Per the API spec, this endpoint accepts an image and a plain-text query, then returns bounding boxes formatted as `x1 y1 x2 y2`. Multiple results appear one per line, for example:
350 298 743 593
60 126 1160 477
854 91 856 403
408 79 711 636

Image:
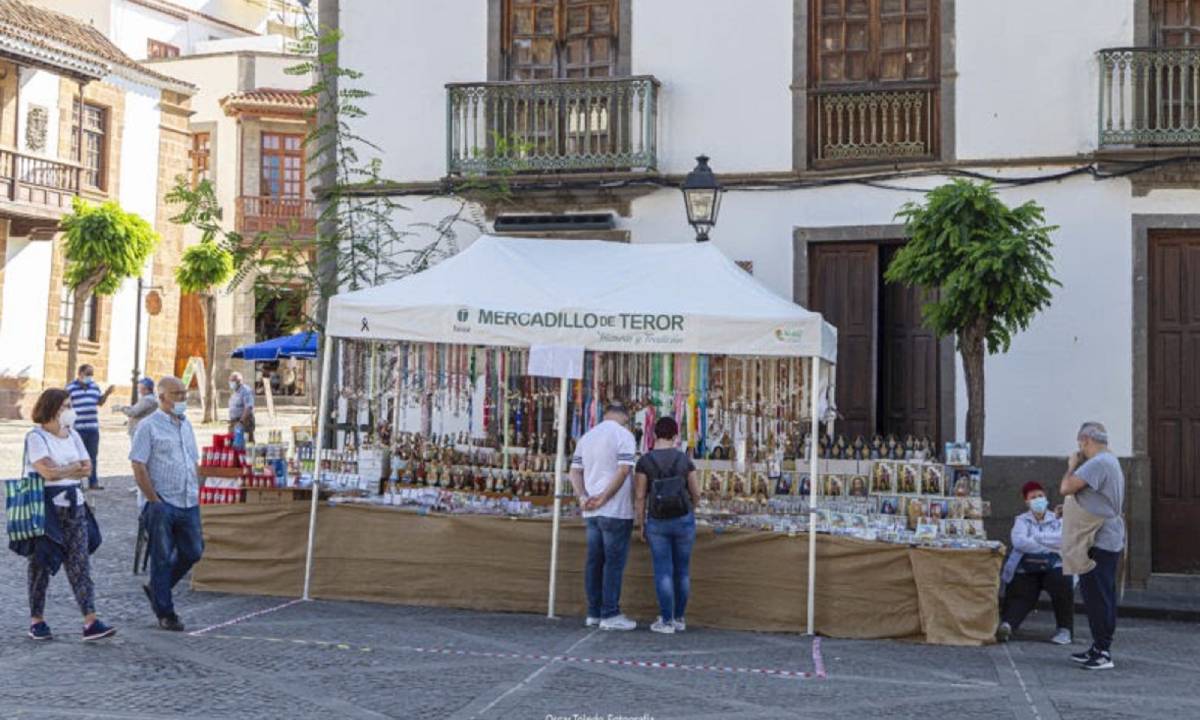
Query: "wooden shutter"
504 0 617 79
1153 0 1200 46
880 245 940 443
813 0 936 86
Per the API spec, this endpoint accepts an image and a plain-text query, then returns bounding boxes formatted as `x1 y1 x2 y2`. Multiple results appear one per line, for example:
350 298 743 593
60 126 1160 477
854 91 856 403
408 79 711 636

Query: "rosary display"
320 340 994 548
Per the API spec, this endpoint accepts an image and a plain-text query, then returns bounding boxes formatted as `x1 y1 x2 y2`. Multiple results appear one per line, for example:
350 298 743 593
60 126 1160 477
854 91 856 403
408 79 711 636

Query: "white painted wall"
955 0 1133 160
0 238 52 381
17 68 62 160
111 1 189 59
195 35 289 55
632 0 792 174
341 0 487 182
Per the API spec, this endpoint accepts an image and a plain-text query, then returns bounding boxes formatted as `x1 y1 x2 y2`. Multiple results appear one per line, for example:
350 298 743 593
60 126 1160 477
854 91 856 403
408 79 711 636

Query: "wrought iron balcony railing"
236 195 317 237
810 85 938 166
0 147 81 213
1099 47 1200 147
446 75 659 175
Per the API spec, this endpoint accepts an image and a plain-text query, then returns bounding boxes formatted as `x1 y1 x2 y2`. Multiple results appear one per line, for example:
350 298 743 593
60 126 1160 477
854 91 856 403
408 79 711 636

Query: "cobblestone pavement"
1 416 1198 719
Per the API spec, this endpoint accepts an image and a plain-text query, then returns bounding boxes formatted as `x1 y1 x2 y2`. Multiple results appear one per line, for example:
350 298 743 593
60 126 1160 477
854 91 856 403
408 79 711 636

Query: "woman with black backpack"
634 416 701 635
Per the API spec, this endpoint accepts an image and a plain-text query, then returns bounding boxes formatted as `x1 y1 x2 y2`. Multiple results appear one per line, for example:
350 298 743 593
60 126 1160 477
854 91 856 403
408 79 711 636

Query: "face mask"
1030 497 1049 514
82 376 94 385
59 409 77 427
229 381 239 390
172 401 188 418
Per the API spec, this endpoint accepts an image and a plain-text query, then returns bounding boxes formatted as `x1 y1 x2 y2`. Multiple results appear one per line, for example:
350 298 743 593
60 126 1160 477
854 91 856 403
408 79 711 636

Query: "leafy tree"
59 198 158 384
884 180 1059 465
170 183 236 422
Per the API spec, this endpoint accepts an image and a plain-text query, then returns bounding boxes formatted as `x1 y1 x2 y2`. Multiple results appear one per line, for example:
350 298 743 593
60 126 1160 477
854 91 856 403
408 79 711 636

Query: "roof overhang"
0 34 107 80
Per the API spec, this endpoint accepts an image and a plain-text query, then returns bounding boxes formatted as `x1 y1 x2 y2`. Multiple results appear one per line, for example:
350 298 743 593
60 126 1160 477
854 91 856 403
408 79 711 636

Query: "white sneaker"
673 618 686 632
1050 628 1072 645
599 614 637 631
650 618 675 634
585 616 600 628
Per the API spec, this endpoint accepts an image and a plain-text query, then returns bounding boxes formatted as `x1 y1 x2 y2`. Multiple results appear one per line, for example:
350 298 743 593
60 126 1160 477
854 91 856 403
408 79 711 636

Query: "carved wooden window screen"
503 0 618 80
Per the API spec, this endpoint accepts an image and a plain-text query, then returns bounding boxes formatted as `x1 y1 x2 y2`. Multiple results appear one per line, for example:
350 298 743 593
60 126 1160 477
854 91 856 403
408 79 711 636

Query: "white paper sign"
527 345 584 379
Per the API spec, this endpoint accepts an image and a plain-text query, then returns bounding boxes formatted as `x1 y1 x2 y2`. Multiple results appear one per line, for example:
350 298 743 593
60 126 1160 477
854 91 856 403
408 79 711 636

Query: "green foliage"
60 197 159 295
884 180 1061 355
176 240 234 295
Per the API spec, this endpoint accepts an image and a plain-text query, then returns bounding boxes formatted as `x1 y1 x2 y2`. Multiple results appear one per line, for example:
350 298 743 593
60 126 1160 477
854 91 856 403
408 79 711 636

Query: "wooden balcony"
1099 47 1200 147
809 85 938 167
0 147 81 219
446 75 660 175
235 195 317 238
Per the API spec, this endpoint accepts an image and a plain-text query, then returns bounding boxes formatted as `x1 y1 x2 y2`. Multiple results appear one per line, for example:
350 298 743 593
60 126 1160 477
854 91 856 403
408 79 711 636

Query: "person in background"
227 371 255 443
1061 421 1125 671
17 388 116 641
131 377 202 632
569 402 638 632
65 363 115 490
115 378 158 438
996 481 1073 645
633 416 700 635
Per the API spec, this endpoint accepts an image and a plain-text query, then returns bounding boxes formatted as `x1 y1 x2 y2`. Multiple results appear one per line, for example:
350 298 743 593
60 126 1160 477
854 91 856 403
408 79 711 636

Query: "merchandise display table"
192 503 1002 645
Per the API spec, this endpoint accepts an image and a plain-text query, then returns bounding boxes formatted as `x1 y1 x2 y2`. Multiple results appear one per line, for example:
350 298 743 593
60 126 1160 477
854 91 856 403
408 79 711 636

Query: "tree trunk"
64 278 101 385
960 321 988 467
202 293 218 424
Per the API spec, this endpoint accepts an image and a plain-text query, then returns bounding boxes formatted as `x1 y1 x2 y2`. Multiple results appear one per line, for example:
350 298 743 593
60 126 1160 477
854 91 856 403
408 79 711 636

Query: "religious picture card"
876 495 900 515
774 472 794 497
915 521 939 542
945 442 971 466
920 464 945 496
950 467 973 497
871 461 896 494
797 472 812 497
847 474 870 498
903 496 926 531
823 474 846 498
896 463 919 495
963 519 985 539
925 498 950 520
941 519 963 538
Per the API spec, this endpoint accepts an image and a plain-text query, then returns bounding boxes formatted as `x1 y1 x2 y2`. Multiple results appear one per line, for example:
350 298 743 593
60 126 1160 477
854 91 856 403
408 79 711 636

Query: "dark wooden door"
809 243 878 440
879 246 940 444
1149 232 1200 573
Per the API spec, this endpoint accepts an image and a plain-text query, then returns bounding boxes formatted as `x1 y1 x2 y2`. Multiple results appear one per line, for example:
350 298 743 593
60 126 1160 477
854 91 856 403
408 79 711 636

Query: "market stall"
191 235 1003 643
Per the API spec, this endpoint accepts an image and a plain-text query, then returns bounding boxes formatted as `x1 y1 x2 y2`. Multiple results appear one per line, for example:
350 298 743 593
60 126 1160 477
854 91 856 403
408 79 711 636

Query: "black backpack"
644 451 691 520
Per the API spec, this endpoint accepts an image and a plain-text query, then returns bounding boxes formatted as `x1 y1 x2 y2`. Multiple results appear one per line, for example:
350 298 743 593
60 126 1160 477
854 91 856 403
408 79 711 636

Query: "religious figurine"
852 436 867 460
869 435 884 460
818 434 831 459
885 435 899 460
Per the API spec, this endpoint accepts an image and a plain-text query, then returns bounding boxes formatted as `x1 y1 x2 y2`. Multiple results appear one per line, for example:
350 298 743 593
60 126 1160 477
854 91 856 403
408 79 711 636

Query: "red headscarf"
1021 481 1045 499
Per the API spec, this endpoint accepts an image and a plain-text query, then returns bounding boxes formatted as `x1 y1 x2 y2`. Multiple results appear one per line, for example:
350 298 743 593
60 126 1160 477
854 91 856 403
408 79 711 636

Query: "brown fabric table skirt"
192 503 1002 645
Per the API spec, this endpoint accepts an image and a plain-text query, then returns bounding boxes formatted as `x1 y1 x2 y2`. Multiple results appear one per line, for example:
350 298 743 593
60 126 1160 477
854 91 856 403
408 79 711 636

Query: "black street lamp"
681 154 723 242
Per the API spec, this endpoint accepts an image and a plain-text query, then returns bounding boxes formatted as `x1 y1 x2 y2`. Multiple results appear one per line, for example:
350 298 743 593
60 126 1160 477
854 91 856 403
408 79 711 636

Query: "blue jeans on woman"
645 512 696 623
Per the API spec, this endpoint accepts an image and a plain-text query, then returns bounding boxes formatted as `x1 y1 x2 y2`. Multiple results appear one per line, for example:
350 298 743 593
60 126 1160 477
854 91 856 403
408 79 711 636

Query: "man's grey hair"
1078 421 1109 445
230 372 243 383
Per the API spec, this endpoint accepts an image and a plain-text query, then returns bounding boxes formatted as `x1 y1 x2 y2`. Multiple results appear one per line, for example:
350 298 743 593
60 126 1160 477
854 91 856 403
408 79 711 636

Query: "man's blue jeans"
646 513 696 623
76 428 99 488
143 502 204 618
585 516 633 619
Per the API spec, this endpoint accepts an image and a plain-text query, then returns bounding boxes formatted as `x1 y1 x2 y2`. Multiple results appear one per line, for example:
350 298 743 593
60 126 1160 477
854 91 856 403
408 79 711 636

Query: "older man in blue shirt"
130 376 202 632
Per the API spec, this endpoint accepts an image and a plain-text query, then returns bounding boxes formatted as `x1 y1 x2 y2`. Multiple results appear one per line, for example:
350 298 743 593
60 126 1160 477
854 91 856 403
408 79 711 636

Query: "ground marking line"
187 598 305 637
1003 643 1043 720
812 636 827 678
202 631 823 679
473 629 598 718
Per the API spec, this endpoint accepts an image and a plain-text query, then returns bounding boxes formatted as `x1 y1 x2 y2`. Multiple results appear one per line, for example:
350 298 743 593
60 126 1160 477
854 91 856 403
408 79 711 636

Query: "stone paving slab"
1 413 1198 719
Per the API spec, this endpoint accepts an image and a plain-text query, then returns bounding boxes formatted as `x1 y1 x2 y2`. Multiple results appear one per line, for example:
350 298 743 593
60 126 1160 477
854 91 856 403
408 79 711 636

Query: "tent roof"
327 235 837 362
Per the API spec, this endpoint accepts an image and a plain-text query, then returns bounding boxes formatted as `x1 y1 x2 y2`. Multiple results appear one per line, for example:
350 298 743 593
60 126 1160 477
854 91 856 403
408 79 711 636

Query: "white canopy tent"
307 235 838 632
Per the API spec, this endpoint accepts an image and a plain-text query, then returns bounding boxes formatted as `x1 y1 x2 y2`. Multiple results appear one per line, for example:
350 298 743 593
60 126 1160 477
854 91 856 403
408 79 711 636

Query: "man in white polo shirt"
569 402 638 631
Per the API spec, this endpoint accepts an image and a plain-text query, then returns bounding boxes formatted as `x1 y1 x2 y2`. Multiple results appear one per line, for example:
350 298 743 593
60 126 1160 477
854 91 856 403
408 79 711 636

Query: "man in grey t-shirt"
1060 421 1125 670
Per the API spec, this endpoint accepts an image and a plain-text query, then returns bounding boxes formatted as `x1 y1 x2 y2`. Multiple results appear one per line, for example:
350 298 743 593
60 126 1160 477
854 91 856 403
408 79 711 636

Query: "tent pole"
303 336 335 601
807 357 820 636
547 376 570 619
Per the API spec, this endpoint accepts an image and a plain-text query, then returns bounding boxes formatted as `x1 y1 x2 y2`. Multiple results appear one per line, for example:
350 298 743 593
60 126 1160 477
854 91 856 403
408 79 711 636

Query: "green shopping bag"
6 435 46 542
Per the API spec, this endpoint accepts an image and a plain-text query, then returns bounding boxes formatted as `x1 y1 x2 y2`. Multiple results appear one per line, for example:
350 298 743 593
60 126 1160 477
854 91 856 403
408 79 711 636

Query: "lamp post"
130 279 163 404
681 154 723 242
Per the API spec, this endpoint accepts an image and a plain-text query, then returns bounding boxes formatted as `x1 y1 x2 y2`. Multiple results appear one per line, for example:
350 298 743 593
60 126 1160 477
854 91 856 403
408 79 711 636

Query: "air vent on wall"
493 213 615 233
